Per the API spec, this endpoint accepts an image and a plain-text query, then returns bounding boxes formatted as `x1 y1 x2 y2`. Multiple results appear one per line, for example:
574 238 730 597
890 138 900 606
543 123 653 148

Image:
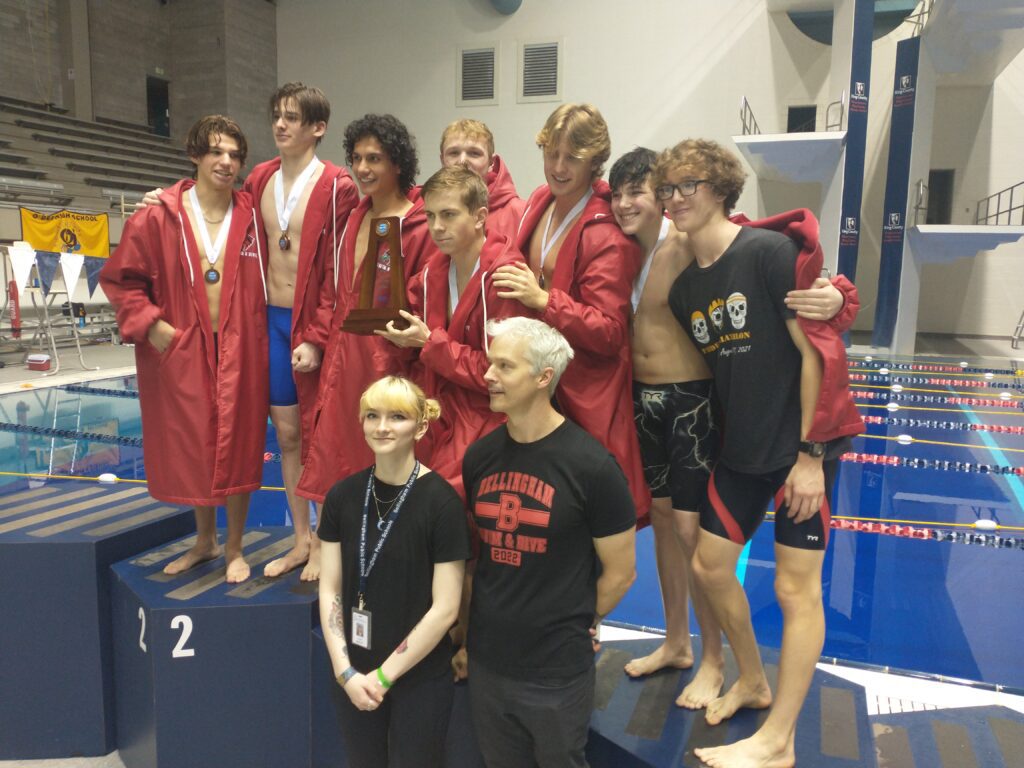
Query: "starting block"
0 479 193 759
112 527 318 768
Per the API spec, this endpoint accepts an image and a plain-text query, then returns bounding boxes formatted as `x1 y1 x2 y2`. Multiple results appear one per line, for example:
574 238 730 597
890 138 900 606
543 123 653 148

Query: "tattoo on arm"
396 621 420 654
329 595 346 640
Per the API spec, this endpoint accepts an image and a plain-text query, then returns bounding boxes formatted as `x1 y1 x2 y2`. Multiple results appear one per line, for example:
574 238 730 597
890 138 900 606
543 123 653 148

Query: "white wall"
276 0 828 216
277 0 1024 339
918 51 1024 337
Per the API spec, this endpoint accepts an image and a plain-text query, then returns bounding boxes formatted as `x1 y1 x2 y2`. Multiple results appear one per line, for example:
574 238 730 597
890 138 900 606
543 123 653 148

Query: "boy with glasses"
659 139 862 767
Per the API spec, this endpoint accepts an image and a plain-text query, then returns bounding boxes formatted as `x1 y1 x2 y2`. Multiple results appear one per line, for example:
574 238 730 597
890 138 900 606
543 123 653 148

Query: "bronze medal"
204 268 220 284
279 232 291 251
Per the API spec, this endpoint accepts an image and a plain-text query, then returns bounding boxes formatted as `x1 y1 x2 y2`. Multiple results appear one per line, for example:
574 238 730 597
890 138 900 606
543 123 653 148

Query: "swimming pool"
1 358 1022 689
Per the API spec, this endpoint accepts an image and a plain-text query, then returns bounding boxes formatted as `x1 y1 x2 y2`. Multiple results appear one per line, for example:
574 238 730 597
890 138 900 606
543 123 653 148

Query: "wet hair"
269 82 330 126
359 376 441 424
652 139 747 213
344 114 419 193
421 165 489 213
185 115 248 170
440 119 495 157
535 103 611 179
486 317 574 391
609 147 658 192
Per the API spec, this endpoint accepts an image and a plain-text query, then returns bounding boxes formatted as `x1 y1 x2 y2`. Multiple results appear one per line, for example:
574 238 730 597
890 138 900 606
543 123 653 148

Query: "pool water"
1 357 1022 689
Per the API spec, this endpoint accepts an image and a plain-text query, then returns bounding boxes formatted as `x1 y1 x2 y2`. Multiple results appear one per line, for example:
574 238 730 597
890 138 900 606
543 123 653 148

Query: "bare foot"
225 554 251 583
676 658 725 709
300 537 321 582
263 541 310 578
163 543 221 575
695 731 794 767
705 677 772 725
624 642 693 678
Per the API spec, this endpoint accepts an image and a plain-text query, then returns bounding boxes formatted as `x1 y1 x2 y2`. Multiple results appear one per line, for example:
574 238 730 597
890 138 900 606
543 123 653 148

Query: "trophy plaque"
341 216 410 335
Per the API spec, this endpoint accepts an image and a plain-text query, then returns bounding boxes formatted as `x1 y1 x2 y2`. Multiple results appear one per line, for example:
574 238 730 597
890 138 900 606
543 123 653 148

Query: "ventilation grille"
521 42 559 100
461 48 495 102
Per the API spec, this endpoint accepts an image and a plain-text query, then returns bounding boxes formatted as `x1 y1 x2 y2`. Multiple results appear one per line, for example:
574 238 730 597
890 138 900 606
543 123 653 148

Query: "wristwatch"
798 440 826 458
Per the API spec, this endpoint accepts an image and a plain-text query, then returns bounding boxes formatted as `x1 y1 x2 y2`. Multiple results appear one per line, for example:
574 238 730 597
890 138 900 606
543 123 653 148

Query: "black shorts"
700 459 838 551
632 380 718 512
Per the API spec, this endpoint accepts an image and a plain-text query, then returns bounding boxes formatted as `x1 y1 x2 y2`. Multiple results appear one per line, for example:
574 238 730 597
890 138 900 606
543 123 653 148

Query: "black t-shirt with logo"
462 420 636 679
668 226 804 474
319 469 471 684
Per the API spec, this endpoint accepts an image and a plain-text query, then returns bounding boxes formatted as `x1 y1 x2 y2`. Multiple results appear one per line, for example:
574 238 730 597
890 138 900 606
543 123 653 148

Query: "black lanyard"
358 461 419 609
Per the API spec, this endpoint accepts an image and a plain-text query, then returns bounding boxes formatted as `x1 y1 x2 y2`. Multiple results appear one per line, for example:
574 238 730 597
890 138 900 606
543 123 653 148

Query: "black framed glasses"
654 179 710 201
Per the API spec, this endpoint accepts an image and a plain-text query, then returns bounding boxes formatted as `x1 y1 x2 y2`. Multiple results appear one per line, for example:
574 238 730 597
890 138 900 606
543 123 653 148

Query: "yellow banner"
19 208 110 257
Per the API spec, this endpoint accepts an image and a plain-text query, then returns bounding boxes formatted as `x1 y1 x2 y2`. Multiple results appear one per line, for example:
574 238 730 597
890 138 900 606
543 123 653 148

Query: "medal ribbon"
358 461 420 608
274 156 320 236
539 188 592 278
631 218 671 314
188 187 233 267
448 253 480 316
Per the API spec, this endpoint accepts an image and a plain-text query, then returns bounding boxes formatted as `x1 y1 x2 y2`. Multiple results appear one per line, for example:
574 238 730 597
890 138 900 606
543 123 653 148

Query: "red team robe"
390 233 526 500
297 189 438 502
242 158 358 461
100 180 269 505
517 180 652 521
733 209 864 443
483 154 526 240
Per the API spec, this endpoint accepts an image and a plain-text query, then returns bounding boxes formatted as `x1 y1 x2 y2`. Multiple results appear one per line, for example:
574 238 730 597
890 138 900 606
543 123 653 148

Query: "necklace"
187 187 233 285
372 481 403 529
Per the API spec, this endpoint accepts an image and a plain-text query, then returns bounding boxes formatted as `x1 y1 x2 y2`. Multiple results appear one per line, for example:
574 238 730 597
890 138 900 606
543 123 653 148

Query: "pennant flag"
19 207 110 257
84 256 106 297
59 252 85 301
7 243 36 295
35 251 60 296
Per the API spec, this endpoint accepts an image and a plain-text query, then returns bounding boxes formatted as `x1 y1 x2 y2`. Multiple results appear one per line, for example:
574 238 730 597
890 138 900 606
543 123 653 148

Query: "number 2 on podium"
136 609 195 658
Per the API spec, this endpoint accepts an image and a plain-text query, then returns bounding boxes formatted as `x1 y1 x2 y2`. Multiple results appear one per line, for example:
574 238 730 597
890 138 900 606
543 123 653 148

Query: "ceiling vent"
518 41 561 103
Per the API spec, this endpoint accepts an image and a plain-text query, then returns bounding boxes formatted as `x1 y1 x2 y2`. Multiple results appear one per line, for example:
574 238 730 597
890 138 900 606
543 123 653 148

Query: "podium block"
111 527 318 768
588 638 874 767
0 480 193 759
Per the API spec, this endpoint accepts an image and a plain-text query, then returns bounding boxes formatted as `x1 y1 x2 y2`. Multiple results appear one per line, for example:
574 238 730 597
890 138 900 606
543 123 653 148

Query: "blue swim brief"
268 305 298 407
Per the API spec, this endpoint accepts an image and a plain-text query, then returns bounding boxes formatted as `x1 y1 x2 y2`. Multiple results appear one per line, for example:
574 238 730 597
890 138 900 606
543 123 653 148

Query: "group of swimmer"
100 82 863 768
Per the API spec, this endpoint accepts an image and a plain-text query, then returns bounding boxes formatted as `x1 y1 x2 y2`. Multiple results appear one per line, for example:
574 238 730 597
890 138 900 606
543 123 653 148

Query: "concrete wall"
88 0 170 126
0 0 276 161
223 0 278 165
0 0 63 106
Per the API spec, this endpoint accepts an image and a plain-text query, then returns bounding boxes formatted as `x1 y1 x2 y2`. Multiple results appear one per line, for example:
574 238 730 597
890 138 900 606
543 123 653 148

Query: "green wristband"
376 666 392 690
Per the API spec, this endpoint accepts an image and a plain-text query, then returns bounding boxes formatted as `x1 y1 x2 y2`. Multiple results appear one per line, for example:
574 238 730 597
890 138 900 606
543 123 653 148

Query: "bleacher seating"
0 95 192 216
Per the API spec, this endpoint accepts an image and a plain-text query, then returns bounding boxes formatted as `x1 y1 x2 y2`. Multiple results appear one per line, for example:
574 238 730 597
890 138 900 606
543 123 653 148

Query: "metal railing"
907 0 934 37
913 179 929 225
740 96 761 136
825 94 845 131
975 180 1024 226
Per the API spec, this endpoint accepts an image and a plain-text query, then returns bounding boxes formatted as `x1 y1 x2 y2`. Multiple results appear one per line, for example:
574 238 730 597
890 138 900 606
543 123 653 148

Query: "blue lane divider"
60 384 140 399
0 421 143 446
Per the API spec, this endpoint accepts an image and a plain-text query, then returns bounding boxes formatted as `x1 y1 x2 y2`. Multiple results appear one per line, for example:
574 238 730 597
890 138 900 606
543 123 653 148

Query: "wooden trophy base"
341 308 410 335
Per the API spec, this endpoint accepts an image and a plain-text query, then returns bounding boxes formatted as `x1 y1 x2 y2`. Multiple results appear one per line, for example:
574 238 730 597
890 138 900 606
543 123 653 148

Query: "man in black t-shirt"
657 139 860 768
460 317 637 768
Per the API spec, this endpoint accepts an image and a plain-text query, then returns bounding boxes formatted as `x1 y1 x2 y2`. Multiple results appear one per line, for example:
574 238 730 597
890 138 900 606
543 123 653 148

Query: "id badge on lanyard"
351 607 372 649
